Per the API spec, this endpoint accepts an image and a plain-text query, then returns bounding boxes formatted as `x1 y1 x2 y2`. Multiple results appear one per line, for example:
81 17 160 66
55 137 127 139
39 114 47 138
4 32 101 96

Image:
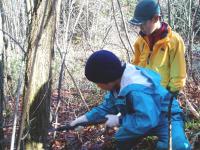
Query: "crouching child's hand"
70 115 88 127
105 114 120 127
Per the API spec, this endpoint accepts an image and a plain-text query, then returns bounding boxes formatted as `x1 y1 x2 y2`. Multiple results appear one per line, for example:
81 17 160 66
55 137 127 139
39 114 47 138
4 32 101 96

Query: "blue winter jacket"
85 64 182 141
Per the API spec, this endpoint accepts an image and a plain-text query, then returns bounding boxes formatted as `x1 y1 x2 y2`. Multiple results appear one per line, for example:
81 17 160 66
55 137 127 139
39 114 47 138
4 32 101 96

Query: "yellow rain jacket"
132 25 186 92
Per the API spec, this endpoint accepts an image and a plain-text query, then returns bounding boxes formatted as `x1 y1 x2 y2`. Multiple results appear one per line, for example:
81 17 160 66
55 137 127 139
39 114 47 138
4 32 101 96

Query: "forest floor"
2 80 200 150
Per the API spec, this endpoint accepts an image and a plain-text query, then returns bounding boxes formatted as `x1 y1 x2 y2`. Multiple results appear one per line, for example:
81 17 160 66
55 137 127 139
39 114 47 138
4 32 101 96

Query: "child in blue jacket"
70 50 190 150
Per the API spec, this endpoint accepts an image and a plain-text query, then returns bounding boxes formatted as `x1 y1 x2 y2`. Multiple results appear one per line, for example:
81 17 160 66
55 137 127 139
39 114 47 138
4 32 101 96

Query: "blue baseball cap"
129 0 161 26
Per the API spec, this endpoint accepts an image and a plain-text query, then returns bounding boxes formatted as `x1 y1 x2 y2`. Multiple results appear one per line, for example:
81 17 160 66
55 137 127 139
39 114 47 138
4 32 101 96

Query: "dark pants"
115 138 143 150
116 140 134 150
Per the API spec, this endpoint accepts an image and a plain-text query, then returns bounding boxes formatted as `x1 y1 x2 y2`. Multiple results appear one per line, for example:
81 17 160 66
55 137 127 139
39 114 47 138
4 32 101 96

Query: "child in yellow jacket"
129 0 186 93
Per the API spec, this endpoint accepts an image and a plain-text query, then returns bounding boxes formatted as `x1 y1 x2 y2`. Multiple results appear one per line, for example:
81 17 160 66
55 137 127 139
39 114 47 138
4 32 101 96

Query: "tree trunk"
17 0 57 149
0 0 7 148
0 54 4 149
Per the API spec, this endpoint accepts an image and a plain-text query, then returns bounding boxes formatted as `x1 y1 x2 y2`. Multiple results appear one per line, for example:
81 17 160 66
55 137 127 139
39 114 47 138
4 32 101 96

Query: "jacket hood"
117 64 162 97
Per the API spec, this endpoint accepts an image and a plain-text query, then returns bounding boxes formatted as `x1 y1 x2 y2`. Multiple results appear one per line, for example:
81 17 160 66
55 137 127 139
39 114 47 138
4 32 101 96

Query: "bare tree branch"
0 29 26 54
116 0 135 55
111 0 130 62
167 0 171 26
100 25 112 49
182 93 200 119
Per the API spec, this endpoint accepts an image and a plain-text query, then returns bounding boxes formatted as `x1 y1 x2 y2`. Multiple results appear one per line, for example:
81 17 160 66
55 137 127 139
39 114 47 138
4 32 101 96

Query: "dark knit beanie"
85 50 125 83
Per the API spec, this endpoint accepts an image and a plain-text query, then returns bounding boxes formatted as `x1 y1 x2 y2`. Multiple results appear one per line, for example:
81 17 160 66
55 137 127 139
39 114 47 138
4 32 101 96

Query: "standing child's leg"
152 113 191 150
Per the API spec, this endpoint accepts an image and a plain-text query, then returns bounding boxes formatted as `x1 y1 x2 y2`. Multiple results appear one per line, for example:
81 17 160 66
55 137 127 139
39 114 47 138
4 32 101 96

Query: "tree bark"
0 53 4 150
17 0 57 149
0 1 7 148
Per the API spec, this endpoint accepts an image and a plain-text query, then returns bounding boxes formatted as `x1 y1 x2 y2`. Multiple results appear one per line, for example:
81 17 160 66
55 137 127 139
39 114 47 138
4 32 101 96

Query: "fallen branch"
181 93 200 119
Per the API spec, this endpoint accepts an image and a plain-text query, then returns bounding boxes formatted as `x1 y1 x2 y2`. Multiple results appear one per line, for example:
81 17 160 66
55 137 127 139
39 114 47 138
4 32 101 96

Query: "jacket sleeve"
132 41 141 65
115 91 161 140
85 93 118 122
168 34 186 92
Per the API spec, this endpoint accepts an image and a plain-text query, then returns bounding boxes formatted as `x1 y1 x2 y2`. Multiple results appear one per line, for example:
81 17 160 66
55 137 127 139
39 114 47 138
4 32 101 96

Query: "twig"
10 61 25 150
116 0 135 55
100 25 112 49
191 0 200 34
64 64 90 111
167 0 171 26
53 60 65 139
193 1 200 39
190 0 200 76
190 131 200 149
58 45 90 112
53 0 87 138
157 0 164 22
78 23 94 52
185 98 200 119
57 43 90 111
0 29 26 54
111 0 130 62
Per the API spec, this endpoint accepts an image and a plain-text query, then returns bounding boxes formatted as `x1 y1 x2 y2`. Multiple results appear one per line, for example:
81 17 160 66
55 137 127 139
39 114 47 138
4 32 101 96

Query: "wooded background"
0 0 199 149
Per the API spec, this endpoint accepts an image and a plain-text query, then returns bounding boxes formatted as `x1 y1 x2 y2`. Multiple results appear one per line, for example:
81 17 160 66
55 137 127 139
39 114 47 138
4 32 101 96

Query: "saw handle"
55 118 108 132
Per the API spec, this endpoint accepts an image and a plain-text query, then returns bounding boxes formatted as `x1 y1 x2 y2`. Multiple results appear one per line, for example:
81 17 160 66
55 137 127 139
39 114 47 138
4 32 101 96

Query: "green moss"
185 119 200 131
